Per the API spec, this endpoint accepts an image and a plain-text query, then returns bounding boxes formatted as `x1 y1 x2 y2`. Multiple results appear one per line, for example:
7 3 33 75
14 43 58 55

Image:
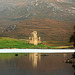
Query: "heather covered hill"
1 18 75 41
0 0 75 42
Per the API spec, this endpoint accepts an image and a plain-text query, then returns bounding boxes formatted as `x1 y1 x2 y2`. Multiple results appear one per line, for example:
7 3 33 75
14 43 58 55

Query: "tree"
69 26 75 48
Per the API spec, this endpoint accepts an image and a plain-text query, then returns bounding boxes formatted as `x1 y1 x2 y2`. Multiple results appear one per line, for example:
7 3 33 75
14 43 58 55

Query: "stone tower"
29 31 41 45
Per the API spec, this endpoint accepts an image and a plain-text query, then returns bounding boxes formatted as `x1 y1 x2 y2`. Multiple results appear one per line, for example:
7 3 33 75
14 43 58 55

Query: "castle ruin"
29 31 41 45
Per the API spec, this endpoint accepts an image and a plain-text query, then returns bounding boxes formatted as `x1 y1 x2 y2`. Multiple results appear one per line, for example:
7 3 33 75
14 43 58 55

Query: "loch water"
0 53 74 75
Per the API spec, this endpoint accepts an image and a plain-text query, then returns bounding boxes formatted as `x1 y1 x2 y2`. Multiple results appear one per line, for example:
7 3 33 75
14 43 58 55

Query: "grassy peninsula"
0 37 55 49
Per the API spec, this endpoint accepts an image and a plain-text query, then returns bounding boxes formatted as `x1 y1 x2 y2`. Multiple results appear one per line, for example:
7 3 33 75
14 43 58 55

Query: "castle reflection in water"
29 53 41 67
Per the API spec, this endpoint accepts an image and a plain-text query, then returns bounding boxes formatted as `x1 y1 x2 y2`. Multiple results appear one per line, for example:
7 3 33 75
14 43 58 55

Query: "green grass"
0 37 55 49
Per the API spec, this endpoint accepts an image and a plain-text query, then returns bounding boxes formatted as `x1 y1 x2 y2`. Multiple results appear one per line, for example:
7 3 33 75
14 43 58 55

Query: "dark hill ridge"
0 18 75 41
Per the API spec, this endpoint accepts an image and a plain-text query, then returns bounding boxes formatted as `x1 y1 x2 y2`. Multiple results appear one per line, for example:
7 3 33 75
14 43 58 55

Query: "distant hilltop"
0 0 75 22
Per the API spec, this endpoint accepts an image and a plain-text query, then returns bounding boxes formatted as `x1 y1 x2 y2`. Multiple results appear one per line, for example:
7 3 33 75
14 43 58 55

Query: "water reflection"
72 63 75 75
65 52 75 75
63 54 67 57
0 53 74 75
29 53 41 67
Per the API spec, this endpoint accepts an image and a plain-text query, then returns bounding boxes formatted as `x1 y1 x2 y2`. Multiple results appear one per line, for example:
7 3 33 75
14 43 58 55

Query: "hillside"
0 18 75 41
0 0 75 22
0 0 75 42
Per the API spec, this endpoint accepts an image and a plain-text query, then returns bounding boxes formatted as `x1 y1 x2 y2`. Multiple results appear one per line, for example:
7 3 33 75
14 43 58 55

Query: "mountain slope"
0 0 75 41
0 0 75 21
0 18 75 41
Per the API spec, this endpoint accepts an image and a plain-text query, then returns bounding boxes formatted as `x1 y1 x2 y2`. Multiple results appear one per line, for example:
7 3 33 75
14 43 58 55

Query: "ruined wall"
29 31 41 45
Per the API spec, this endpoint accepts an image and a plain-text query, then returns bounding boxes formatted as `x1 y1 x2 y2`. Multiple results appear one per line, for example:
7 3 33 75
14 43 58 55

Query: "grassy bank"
0 37 55 49
43 41 73 46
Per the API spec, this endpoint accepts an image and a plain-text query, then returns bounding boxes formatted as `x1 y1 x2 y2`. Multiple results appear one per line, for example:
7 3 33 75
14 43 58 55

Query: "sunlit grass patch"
0 37 55 49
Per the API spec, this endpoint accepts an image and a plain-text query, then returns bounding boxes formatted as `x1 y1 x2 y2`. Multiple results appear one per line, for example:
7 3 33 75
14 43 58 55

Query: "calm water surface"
0 53 74 75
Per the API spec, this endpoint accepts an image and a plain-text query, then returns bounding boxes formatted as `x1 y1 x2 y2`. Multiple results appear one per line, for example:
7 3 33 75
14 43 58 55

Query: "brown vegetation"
0 18 75 41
